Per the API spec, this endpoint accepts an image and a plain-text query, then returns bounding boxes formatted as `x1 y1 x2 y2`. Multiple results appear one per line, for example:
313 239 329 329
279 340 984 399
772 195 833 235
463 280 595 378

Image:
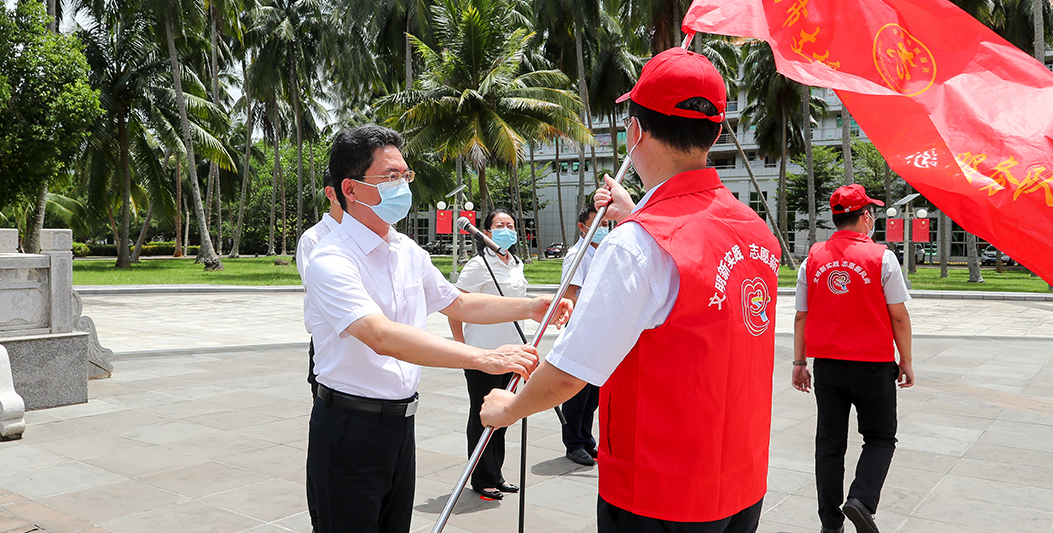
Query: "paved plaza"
2 286 1053 532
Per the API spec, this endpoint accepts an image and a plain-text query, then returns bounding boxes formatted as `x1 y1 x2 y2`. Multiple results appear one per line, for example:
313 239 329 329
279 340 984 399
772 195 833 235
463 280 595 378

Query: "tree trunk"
609 113 619 169
215 169 223 255
884 161 892 205
292 69 304 245
803 84 816 249
46 0 56 32
939 210 950 278
574 24 599 186
24 179 49 254
131 203 154 263
310 138 318 219
1034 0 1045 62
842 109 854 184
966 231 983 282
117 109 132 268
530 142 543 262
208 7 221 254
267 119 279 256
778 115 789 263
280 141 288 256
231 57 253 259
555 140 568 248
511 163 529 263
174 160 183 257
477 164 490 220
165 14 222 270
405 12 413 89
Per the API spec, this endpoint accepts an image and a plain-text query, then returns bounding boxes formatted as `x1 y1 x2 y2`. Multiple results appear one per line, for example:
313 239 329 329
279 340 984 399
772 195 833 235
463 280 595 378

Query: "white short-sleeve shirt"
546 184 680 387
297 213 340 333
305 214 459 399
561 236 596 289
455 249 528 349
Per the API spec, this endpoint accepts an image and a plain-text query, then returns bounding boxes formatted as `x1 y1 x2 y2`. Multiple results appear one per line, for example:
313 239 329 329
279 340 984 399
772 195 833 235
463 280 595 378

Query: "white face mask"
866 212 876 239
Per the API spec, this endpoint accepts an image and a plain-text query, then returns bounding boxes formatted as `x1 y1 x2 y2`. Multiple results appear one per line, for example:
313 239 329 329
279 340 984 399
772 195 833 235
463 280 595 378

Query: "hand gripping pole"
430 155 633 533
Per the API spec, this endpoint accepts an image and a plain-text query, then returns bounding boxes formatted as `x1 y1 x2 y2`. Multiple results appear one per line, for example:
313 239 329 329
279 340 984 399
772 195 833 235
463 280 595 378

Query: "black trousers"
598 495 763 533
306 395 415 533
562 383 599 452
307 338 318 396
464 369 512 490
813 358 899 530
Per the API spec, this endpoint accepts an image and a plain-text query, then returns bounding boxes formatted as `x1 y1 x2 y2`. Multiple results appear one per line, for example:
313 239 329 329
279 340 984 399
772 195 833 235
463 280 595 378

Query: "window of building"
749 191 770 222
764 156 778 168
712 156 735 169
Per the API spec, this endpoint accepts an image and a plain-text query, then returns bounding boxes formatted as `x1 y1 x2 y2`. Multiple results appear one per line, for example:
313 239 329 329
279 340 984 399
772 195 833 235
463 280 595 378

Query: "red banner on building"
436 210 453 234
459 211 476 235
683 0 1053 283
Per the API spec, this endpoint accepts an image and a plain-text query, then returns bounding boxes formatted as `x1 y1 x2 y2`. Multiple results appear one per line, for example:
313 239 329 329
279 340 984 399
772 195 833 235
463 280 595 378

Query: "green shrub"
71 242 90 257
88 243 117 256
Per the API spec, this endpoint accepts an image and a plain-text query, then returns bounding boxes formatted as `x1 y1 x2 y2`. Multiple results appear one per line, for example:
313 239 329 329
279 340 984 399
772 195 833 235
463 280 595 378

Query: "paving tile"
137 461 271 499
912 492 1053 533
218 444 306 479
0 447 68 477
100 499 265 533
40 480 187 524
0 463 123 499
199 479 306 523
164 431 275 460
0 509 32 532
84 445 204 478
113 420 226 446
74 409 171 432
34 431 146 462
4 499 95 533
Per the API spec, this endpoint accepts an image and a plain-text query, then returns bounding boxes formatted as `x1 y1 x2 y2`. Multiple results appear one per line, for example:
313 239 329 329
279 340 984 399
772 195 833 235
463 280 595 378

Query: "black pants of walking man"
598 495 763 532
562 383 599 453
813 358 899 530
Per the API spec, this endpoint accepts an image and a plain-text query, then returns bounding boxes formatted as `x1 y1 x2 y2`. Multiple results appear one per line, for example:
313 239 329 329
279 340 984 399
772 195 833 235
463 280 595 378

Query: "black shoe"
474 487 503 500
566 448 595 466
585 447 599 459
498 482 519 493
843 498 879 533
821 527 844 533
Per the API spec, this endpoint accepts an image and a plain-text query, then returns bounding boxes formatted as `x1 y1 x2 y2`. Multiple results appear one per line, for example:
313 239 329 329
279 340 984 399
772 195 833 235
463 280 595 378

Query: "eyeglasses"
360 170 415 183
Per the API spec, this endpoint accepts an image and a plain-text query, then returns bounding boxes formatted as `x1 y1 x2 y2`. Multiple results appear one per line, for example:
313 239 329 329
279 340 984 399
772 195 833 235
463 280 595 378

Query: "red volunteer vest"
599 169 778 522
804 231 895 362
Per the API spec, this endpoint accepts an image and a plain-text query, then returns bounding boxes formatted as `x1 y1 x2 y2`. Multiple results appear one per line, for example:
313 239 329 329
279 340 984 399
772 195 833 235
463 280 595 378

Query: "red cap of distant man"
830 184 885 214
616 48 726 123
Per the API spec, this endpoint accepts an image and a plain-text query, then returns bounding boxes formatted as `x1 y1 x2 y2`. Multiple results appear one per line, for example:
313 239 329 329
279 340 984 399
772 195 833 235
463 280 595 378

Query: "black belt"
316 384 418 417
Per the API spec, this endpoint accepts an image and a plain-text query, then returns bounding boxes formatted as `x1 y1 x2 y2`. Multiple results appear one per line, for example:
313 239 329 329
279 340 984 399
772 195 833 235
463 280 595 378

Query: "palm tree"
587 19 643 171
244 0 324 247
142 0 224 270
742 39 809 260
77 1 231 268
382 0 593 221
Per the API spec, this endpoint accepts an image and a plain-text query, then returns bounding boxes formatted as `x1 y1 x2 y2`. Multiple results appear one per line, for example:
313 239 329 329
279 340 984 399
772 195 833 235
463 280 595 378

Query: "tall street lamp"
886 193 927 289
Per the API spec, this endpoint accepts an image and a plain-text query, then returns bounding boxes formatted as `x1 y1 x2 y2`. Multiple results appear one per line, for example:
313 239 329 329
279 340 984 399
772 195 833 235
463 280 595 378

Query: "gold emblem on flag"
873 24 936 97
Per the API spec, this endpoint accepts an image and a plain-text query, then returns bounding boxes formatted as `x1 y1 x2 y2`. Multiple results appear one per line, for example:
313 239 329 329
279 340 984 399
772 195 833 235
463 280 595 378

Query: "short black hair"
327 125 404 210
577 202 597 225
832 204 874 229
628 97 722 153
322 168 334 189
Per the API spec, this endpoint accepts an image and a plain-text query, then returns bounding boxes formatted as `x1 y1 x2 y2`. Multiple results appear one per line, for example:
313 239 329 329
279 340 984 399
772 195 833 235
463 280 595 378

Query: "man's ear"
577 223 587 234
324 186 337 203
341 178 355 201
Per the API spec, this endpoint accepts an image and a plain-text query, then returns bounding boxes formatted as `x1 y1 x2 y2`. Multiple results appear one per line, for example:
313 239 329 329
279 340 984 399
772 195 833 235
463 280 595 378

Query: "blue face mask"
591 226 609 244
355 178 412 224
490 228 517 251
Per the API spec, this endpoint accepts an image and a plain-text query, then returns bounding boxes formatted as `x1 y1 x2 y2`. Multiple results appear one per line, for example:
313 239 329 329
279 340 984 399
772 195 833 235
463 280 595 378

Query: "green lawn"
74 256 1052 292
778 265 1053 292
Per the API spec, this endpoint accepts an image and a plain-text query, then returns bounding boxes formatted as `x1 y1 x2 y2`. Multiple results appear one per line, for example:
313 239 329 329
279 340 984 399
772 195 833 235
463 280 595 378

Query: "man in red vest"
481 47 779 532
792 184 915 533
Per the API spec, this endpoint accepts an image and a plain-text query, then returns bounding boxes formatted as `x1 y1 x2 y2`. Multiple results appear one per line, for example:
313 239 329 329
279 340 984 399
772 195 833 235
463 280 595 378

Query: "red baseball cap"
830 184 885 214
615 48 726 123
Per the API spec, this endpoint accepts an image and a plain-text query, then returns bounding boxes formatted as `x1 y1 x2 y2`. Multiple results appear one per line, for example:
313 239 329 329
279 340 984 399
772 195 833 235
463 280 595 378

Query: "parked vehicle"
980 245 1014 266
422 241 451 255
544 242 565 258
893 243 926 264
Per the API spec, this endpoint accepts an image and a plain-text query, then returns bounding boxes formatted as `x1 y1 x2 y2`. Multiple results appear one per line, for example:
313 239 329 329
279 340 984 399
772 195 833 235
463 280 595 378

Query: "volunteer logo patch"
741 277 771 336
828 270 851 294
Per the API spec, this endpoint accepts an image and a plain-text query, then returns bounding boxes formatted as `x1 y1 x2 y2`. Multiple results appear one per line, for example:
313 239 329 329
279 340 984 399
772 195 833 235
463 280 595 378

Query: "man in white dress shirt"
304 124 570 533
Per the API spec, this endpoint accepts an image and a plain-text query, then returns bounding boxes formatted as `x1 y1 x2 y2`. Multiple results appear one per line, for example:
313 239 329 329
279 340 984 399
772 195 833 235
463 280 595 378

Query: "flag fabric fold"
684 0 1053 284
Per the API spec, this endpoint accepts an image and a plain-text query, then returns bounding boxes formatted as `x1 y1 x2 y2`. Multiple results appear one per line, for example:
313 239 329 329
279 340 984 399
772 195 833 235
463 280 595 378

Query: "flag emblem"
741 277 771 337
873 24 936 97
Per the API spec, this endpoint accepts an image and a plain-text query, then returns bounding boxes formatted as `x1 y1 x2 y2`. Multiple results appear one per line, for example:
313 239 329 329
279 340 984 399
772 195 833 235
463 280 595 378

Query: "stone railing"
0 228 114 438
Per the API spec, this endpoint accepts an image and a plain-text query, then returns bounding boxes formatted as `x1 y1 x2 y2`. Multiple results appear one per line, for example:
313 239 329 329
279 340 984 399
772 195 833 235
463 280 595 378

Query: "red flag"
913 219 930 243
683 0 1053 283
436 210 452 234
459 211 476 235
886 218 903 242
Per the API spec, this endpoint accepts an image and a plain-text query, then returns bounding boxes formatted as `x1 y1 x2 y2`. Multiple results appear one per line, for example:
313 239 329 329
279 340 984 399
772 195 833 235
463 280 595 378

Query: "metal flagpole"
431 32 695 533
